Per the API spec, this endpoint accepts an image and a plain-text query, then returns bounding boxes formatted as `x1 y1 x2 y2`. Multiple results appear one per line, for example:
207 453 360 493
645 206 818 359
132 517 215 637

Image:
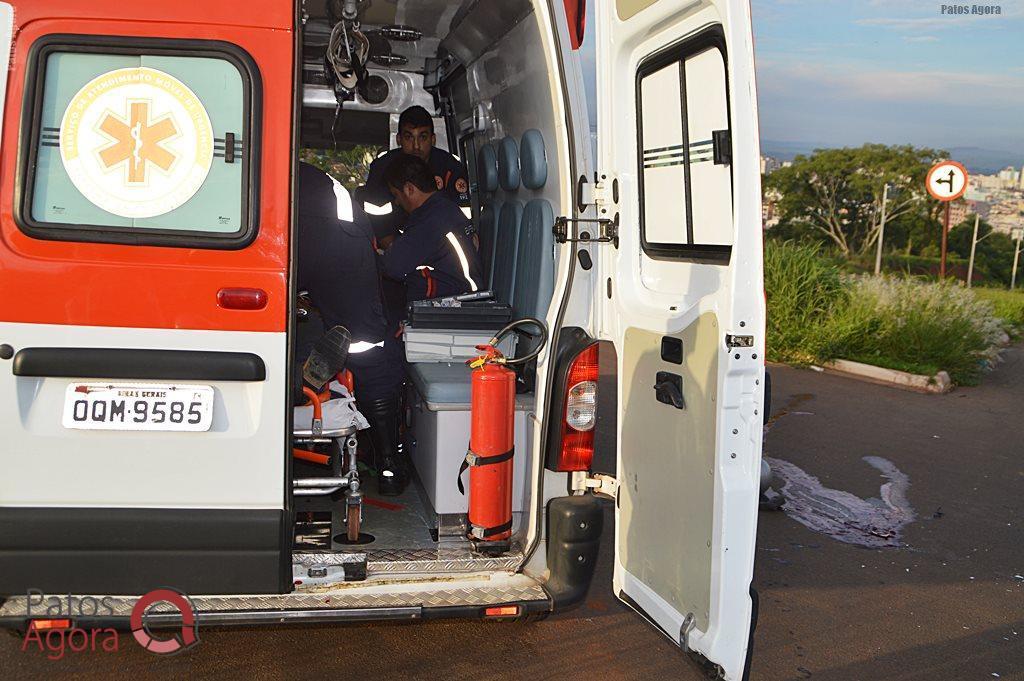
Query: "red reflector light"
217 287 268 310
30 619 71 631
556 343 599 472
484 605 521 618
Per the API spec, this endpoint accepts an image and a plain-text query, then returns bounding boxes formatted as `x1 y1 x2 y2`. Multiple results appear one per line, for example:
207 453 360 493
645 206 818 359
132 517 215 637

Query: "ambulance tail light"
29 619 72 631
546 337 599 473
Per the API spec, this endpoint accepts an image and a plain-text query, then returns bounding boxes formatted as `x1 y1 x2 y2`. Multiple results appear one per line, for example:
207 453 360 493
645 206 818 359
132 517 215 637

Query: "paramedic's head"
384 153 437 214
396 106 435 162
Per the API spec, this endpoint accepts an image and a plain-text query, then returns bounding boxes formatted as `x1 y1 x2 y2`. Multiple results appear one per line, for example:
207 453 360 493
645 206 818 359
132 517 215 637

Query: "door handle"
654 372 684 409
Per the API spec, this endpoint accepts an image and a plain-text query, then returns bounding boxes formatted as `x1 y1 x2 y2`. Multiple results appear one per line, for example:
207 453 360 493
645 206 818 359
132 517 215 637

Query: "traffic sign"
926 160 969 202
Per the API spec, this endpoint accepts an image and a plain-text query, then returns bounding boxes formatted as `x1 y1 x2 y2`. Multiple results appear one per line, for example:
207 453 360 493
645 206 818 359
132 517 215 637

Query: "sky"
752 0 1024 155
579 0 1024 158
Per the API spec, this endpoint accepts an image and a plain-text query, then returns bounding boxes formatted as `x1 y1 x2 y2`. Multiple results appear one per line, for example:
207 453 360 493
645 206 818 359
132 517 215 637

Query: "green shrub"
827 277 1002 384
765 241 1005 384
764 241 847 364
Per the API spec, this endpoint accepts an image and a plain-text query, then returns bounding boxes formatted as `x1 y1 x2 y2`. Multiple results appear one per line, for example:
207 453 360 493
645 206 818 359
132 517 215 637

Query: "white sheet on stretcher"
293 382 369 432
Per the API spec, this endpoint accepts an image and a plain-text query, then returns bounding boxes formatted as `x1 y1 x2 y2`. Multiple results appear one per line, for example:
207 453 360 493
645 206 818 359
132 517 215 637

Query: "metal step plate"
294 545 523 575
0 581 550 625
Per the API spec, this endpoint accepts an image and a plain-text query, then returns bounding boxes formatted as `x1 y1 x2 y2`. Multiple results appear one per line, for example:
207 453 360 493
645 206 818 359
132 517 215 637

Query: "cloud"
756 59 1024 108
856 16 977 31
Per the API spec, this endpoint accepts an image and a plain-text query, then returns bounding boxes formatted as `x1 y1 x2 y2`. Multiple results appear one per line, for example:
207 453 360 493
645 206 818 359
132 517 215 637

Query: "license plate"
62 383 215 432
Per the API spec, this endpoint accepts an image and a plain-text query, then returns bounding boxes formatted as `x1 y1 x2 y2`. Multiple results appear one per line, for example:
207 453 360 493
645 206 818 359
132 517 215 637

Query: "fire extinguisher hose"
487 317 549 366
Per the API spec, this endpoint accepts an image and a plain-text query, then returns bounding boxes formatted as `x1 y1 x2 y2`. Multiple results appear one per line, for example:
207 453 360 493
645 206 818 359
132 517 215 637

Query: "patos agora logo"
59 66 214 219
21 588 200 659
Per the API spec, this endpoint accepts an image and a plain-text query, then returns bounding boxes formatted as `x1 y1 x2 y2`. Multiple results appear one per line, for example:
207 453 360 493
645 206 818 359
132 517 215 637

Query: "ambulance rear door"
0 1 295 595
595 1 765 678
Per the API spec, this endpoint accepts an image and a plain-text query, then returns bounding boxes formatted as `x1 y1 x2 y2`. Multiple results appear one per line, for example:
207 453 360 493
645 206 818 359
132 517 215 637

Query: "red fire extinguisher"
459 319 548 547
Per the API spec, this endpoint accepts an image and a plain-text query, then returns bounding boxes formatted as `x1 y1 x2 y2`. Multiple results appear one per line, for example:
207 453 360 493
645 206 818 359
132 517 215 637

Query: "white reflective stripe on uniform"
364 201 393 216
327 174 354 222
445 231 479 292
415 265 435 271
460 206 472 219
349 340 385 354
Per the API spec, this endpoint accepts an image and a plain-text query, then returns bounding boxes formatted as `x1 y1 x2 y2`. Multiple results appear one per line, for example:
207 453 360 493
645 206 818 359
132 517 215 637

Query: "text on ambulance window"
20 38 259 248
636 34 733 259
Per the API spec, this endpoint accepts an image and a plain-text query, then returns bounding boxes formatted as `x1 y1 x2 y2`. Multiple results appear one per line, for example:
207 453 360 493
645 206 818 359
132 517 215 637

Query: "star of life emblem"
59 67 214 219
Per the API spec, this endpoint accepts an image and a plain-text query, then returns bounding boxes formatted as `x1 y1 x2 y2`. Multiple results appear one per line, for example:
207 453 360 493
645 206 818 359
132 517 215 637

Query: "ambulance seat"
479 200 502 288
491 200 523 305
519 129 548 190
512 199 555 321
477 142 499 193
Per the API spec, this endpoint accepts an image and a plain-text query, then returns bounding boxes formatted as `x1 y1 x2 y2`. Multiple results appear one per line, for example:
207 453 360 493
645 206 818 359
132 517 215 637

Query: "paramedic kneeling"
296 161 407 496
379 154 483 304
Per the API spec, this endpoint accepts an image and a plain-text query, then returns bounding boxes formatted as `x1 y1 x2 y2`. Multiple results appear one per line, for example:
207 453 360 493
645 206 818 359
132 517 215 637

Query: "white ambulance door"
595 2 765 678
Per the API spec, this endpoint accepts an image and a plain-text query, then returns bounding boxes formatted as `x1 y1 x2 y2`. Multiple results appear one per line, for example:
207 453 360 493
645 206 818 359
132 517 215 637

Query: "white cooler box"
407 362 533 518
403 326 516 363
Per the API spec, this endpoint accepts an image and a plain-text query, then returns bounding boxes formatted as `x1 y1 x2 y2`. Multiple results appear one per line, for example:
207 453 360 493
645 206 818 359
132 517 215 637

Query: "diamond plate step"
0 583 550 623
294 545 523 575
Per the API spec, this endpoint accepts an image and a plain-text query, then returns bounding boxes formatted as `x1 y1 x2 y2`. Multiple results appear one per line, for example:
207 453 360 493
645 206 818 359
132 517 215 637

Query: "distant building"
997 166 1020 189
759 155 781 175
969 200 991 219
949 199 969 226
762 187 781 228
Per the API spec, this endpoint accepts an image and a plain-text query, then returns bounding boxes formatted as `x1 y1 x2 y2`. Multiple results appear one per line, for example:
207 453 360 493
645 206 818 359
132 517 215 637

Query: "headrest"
477 143 498 193
519 129 548 190
498 136 521 191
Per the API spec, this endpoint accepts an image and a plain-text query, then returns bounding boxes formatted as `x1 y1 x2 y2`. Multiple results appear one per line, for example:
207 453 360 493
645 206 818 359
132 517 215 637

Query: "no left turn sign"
926 160 969 202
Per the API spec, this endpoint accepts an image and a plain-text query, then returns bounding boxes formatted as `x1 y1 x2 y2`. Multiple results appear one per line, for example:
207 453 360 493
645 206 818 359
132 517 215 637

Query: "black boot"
365 395 407 496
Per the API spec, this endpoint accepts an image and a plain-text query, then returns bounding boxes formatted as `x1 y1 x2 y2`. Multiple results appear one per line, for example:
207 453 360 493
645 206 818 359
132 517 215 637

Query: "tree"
300 145 382 191
947 217 1017 285
766 144 943 257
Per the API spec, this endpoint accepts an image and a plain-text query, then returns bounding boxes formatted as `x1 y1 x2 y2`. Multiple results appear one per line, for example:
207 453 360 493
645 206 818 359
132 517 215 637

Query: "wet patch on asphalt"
764 455 916 548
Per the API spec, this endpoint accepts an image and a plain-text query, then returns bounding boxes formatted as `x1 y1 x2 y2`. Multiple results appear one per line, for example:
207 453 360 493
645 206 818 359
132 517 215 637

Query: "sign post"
925 161 969 280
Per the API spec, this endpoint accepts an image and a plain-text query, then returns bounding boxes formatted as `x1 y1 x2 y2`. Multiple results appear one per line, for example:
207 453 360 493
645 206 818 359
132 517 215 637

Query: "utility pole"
966 213 980 288
1013 229 1023 291
874 183 889 276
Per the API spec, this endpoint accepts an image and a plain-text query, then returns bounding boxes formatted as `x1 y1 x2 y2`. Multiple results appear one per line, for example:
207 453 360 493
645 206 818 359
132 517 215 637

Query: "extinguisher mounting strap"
457 447 514 495
469 518 513 540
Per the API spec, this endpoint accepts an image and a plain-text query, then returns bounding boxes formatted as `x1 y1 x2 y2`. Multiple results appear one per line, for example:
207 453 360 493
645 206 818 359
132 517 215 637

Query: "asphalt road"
4 348 1023 680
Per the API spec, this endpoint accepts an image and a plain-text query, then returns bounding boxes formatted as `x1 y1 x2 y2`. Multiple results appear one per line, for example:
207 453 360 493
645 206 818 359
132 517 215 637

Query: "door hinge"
554 215 618 246
570 471 618 499
577 173 619 209
726 334 754 349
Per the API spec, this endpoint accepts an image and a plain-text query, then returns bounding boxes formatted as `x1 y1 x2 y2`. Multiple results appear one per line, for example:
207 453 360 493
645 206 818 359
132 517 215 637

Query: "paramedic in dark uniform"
361 105 472 247
379 154 483 305
296 161 407 496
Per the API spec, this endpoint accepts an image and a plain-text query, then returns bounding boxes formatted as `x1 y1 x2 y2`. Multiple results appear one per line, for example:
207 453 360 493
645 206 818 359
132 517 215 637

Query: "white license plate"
62 383 215 432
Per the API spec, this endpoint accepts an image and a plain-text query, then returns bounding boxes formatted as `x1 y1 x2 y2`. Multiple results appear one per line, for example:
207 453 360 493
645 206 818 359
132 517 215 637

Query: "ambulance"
0 0 765 677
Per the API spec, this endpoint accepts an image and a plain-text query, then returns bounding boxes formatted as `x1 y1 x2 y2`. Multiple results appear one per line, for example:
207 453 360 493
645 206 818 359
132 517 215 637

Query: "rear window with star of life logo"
27 50 251 241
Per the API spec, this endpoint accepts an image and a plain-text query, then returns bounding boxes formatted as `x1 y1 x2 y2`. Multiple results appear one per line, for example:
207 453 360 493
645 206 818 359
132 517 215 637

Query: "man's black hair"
398 105 434 132
383 153 438 194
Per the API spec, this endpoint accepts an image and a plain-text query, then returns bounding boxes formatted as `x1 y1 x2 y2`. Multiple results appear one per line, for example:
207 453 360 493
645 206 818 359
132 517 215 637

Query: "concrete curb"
814 359 953 394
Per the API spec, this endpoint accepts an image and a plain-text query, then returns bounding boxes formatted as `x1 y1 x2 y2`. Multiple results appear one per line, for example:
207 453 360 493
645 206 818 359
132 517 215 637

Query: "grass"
972 287 1024 335
765 241 1006 385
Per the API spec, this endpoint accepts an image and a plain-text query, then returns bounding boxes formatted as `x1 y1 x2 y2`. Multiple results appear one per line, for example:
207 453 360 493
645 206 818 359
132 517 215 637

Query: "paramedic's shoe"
377 460 407 497
367 396 407 496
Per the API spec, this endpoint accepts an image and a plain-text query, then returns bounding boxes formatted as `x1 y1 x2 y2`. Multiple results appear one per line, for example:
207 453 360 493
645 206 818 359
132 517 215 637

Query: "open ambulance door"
595 1 765 679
